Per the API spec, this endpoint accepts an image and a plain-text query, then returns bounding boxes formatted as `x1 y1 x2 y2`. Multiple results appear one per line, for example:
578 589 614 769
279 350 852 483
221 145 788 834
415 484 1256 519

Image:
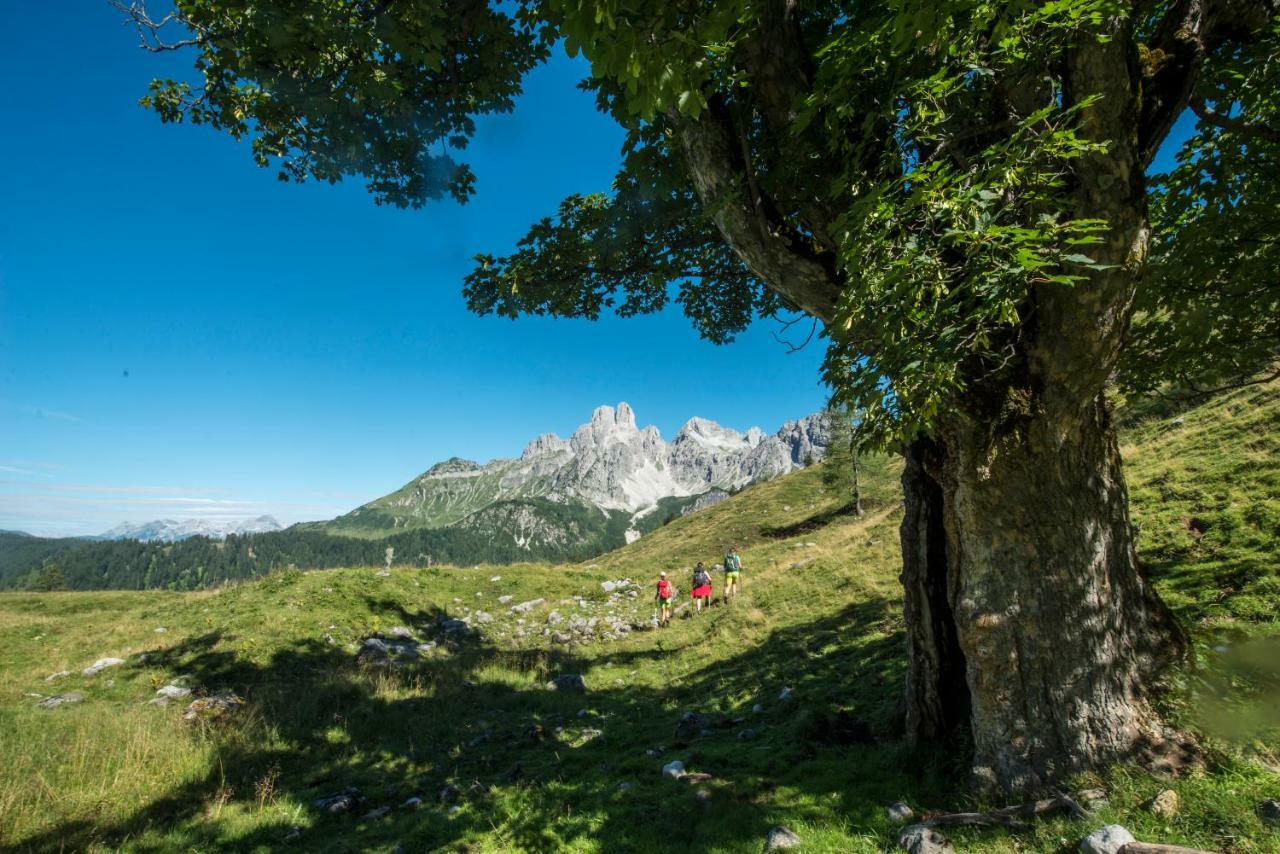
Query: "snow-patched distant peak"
100 515 283 543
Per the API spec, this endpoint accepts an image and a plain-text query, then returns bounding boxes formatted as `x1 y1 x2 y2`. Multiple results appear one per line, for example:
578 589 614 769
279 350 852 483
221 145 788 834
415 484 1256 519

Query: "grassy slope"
0 383 1277 853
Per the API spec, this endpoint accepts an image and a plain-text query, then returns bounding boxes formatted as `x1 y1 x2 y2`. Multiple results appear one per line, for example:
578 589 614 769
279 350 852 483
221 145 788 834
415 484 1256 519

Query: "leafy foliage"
132 0 553 206
123 0 1280 444
1120 17 1280 396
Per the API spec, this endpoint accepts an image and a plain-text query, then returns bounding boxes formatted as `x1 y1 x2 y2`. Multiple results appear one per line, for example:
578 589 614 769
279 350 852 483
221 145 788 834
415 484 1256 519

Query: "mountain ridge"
316 402 830 541
98 515 283 543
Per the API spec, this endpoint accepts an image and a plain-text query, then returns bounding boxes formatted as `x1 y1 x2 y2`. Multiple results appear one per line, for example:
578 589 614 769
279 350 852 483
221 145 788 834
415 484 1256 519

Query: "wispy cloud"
1 401 83 423
0 481 230 496
0 481 349 538
0 461 65 477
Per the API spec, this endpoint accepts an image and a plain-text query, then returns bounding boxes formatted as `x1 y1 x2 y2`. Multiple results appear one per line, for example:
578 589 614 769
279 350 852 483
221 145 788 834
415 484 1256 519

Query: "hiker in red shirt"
655 571 674 627
691 561 712 613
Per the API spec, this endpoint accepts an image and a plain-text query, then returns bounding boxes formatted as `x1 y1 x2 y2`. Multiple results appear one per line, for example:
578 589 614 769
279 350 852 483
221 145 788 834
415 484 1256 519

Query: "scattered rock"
1149 788 1179 819
314 787 365 815
154 627 168 634
601 581 617 593
1076 788 1109 811
898 824 954 854
498 595 513 604
1170 416 1185 427
791 557 816 570
778 687 794 702
737 727 758 741
83 657 124 676
694 788 713 806
683 772 714 784
490 575 502 582
357 634 423 667
155 685 192 699
401 796 423 809
181 691 245 725
675 711 709 743
662 760 685 780
546 673 587 693
364 806 391 820
1078 825 1135 854
45 671 70 682
511 598 546 613
439 784 461 805
1258 799 1280 826
36 692 83 709
752 703 765 714
473 611 494 624
617 782 634 794
764 825 802 850
551 632 572 645
887 801 914 823
283 825 304 841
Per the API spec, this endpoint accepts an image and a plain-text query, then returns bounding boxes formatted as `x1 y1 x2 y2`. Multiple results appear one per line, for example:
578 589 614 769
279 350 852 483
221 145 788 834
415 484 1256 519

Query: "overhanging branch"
669 101 841 325
1189 98 1280 143
1138 0 1277 168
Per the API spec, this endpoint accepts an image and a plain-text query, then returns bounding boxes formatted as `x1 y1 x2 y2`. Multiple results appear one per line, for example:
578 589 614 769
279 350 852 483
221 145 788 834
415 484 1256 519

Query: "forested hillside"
0 499 638 591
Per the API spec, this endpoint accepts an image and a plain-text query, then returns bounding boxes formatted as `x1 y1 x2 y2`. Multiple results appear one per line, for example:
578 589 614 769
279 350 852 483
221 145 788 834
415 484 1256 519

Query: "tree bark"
902 396 1188 792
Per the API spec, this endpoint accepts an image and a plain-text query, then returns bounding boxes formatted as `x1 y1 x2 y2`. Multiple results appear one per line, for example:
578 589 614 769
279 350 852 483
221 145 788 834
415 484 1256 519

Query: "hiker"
723 546 743 600
655 571 674 626
691 561 712 613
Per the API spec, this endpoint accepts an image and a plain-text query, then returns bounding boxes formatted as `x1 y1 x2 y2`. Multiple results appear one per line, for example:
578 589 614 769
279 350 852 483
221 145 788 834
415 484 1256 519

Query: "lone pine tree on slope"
117 0 1280 792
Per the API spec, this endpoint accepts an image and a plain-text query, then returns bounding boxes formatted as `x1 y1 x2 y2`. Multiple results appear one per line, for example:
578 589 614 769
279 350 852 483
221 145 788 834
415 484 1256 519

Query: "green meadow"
1 380 1277 852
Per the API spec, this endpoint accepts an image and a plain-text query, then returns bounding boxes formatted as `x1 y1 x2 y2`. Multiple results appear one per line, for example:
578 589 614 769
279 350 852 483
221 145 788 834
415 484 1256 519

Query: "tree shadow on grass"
11 597 979 853
758 503 862 540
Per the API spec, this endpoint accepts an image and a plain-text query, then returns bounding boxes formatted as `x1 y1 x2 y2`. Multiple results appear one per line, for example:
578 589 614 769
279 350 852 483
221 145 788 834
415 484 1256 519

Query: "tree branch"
1189 97 1280 143
770 314 818 353
110 1 205 52
668 101 841 324
1137 0 1277 168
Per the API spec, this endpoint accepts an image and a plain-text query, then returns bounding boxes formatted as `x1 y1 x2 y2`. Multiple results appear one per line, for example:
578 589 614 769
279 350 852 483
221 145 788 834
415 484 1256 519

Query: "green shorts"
725 571 740 583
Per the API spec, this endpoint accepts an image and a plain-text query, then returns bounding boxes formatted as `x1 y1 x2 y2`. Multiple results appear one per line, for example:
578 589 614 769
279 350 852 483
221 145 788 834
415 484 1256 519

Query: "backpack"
725 552 742 572
694 569 710 587
657 579 673 599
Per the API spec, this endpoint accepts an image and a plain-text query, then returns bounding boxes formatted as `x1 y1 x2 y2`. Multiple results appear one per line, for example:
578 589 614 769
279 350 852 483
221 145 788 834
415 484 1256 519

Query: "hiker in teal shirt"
723 547 743 601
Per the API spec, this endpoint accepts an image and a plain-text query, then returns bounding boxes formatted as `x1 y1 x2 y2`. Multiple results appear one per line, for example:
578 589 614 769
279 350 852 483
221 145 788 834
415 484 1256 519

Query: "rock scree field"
1 380 1278 852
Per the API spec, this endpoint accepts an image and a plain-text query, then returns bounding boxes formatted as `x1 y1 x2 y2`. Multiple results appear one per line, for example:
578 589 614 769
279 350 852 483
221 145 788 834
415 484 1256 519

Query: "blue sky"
0 4 830 536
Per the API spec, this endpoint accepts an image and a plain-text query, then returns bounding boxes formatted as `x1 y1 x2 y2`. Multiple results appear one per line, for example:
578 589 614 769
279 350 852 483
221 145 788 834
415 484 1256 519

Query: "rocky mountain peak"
521 433 569 460
424 457 482 477
333 402 830 537
571 402 643 455
675 417 749 450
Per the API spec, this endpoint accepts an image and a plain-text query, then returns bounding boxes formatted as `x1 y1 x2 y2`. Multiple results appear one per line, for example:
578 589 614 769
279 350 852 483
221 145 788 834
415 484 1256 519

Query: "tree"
822 410 863 518
32 564 67 592
116 0 1280 792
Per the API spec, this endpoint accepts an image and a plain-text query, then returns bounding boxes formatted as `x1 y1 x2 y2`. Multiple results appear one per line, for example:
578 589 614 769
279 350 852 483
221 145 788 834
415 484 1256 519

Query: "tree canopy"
119 0 1278 443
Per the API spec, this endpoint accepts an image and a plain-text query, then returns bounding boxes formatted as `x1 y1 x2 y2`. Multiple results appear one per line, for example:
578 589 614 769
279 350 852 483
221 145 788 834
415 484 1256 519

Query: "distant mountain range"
309 402 830 552
97 515 283 543
0 404 829 589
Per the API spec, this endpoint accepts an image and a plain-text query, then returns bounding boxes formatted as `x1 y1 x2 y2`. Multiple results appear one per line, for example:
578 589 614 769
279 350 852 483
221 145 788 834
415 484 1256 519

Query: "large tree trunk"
901 395 1188 792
